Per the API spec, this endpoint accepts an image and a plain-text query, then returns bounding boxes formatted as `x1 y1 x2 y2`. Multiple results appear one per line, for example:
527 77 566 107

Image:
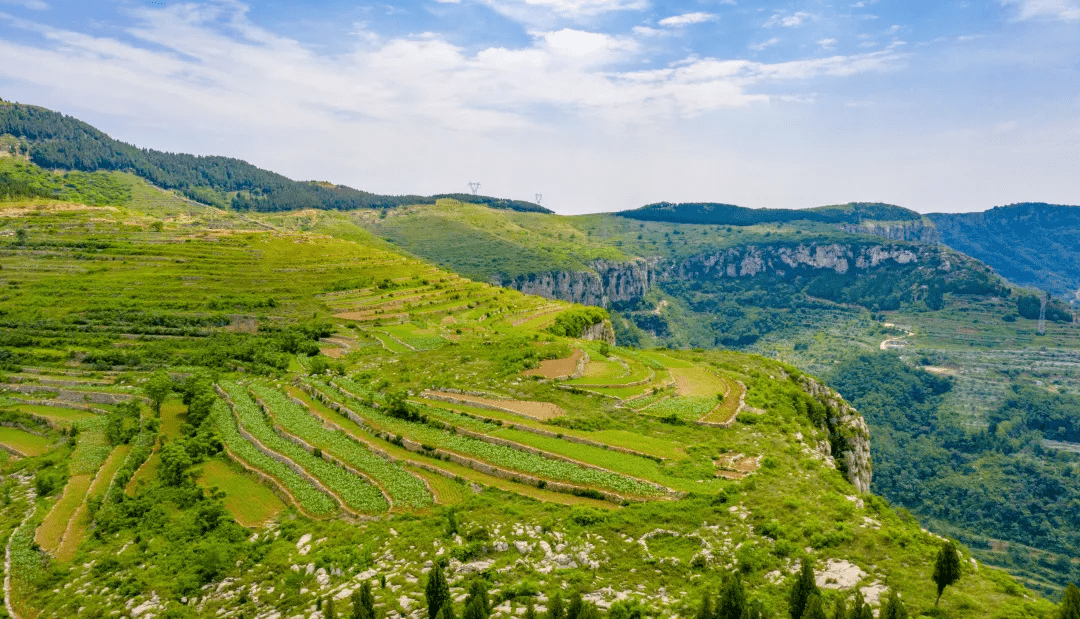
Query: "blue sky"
0 0 1078 214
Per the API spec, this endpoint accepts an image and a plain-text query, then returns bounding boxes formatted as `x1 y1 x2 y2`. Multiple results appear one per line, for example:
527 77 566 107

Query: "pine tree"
567 591 584 619
932 541 962 606
789 561 819 619
437 600 456 619
465 580 490 617
832 597 847 619
524 600 537 619
548 592 566 619
426 564 451 619
695 593 713 619
881 591 908 619
1061 583 1080 619
717 574 748 619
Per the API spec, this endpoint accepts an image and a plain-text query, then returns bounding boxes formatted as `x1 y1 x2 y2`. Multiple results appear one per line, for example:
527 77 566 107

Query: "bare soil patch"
523 349 585 380
424 391 565 420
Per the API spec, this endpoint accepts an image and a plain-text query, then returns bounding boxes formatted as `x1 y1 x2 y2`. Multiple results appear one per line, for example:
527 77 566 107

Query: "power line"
1038 292 1048 336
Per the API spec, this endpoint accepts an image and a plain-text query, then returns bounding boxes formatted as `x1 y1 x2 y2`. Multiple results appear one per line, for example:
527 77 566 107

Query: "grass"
0 427 53 456
12 404 98 425
196 457 286 526
125 449 160 496
34 474 93 553
55 445 131 562
405 465 469 506
159 399 186 439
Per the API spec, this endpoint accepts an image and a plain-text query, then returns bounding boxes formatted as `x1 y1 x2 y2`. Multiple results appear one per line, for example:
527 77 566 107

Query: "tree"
932 541 962 606
577 603 602 619
352 581 376 619
524 601 537 619
804 595 826 619
746 600 768 619
1061 583 1080 619
158 441 192 486
850 591 867 619
880 591 907 619
695 593 713 619
436 600 456 619
717 573 748 619
426 563 451 619
325 597 337 619
789 561 819 619
833 597 848 619
463 596 488 619
144 370 173 414
547 592 565 619
566 591 584 619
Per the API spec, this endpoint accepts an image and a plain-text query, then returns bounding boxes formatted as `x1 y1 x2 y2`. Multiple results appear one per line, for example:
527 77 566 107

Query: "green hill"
0 163 1062 618
0 100 550 214
928 203 1080 304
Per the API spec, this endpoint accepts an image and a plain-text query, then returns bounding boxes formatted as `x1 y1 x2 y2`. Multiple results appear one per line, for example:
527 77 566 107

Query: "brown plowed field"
523 349 585 379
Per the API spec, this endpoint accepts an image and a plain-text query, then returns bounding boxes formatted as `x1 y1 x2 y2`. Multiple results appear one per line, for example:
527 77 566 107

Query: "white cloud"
749 37 780 51
657 12 715 27
765 11 813 27
818 38 838 51
474 0 648 26
0 0 48 9
1001 0 1080 20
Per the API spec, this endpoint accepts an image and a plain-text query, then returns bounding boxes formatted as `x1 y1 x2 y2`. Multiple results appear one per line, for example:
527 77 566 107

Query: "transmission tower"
535 193 542 206
468 182 480 196
1038 292 1048 336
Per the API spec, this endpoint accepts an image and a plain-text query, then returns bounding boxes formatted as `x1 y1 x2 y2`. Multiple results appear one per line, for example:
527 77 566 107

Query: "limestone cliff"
836 219 940 244
498 241 990 307
796 375 873 494
579 319 616 344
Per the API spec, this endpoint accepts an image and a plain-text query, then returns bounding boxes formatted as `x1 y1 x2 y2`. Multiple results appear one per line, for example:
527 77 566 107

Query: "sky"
0 0 1078 215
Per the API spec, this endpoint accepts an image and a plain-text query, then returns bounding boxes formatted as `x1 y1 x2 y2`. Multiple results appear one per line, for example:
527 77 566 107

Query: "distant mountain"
928 203 1080 303
616 201 921 226
0 100 550 214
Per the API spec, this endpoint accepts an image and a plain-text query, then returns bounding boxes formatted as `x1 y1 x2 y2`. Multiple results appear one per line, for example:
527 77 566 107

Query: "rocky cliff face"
797 375 873 494
498 241 969 307
495 258 653 306
836 219 940 244
579 319 616 344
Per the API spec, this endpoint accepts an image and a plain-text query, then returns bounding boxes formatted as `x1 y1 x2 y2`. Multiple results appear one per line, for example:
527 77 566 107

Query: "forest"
616 202 921 226
829 353 1080 591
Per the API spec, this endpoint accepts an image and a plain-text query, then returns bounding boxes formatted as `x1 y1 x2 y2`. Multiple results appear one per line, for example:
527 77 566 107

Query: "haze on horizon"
0 0 1078 215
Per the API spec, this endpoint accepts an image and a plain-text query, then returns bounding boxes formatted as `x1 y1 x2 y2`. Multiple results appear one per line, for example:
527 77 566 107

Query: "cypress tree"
352 581 376 619
717 574 748 619
463 596 488 619
465 580 490 617
804 594 826 619
567 591 584 619
548 592 566 619
426 564 451 619
325 597 337 619
695 593 713 619
881 591 908 619
932 541 962 606
1061 583 1080 619
747 599 768 619
437 600 456 619
578 603 603 619
789 561 819 619
833 597 847 619
524 600 537 619
850 590 866 619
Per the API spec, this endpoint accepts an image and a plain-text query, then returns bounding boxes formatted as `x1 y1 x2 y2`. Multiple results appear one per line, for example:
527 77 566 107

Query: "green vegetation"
617 201 921 226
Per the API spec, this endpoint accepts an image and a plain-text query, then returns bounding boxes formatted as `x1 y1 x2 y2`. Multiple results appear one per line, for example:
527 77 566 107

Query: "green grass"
196 457 286 526
0 426 53 456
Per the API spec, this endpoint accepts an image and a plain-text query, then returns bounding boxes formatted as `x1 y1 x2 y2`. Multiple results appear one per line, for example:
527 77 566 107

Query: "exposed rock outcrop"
579 319 616 344
796 375 873 494
837 219 940 244
493 258 653 306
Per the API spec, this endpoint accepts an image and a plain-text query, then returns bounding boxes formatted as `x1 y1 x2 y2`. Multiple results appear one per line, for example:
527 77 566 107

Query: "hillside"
616 202 922 226
0 166 1063 617
324 201 1080 595
927 203 1080 304
0 100 550 214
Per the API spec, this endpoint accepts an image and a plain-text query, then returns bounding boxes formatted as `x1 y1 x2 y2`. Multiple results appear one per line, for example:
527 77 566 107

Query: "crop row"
250 384 432 509
316 381 661 497
643 395 717 420
219 382 389 514
211 399 337 516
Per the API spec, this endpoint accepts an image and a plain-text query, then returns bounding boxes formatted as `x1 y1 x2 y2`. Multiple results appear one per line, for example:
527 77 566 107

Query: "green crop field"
196 457 286 526
0 426 52 456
